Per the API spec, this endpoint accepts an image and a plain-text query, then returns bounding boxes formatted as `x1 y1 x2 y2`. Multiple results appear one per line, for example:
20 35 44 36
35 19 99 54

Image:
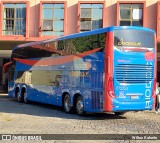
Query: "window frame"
77 1 105 32
39 1 67 37
0 1 30 37
3 4 27 35
117 1 146 27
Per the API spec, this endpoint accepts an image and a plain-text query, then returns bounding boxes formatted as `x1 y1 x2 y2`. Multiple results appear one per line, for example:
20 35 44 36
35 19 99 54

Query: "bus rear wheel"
17 90 23 103
76 96 85 116
63 94 73 114
23 90 29 104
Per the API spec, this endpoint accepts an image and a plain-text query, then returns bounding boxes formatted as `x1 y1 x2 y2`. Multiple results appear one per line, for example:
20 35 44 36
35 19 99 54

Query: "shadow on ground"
0 94 126 120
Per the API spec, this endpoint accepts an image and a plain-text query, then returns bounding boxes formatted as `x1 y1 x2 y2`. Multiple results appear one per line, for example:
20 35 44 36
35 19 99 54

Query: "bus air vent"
91 91 103 110
115 64 154 84
91 71 103 88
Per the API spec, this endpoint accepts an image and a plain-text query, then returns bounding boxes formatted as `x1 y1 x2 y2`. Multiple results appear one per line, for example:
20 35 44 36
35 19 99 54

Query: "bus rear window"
114 30 155 48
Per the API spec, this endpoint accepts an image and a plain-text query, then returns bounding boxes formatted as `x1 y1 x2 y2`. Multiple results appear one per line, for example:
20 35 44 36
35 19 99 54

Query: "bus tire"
114 112 125 116
17 90 23 103
63 94 73 114
23 90 29 104
76 96 86 116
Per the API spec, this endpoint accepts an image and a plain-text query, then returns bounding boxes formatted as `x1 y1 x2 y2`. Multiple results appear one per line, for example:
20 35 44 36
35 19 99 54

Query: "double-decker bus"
7 26 156 116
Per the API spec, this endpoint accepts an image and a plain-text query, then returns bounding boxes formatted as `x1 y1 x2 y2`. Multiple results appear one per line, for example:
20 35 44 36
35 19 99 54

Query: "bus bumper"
111 100 154 111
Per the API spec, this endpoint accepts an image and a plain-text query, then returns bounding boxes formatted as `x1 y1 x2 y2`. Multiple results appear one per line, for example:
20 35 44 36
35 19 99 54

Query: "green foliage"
57 33 106 55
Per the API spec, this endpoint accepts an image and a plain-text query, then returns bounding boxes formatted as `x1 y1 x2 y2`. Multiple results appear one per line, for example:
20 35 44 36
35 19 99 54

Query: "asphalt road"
0 94 160 143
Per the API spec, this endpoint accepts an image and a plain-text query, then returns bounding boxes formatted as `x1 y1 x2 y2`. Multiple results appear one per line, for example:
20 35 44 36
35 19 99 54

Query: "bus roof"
14 26 155 50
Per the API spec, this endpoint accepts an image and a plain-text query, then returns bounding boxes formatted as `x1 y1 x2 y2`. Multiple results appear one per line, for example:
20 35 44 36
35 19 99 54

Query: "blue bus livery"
7 26 156 116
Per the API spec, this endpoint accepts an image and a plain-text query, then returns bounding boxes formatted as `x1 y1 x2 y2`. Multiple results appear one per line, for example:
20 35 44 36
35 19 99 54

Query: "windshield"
114 29 155 48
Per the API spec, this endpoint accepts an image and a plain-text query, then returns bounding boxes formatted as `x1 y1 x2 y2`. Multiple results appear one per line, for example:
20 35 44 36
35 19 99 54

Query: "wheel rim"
24 92 27 103
64 96 71 112
76 98 83 114
17 92 21 101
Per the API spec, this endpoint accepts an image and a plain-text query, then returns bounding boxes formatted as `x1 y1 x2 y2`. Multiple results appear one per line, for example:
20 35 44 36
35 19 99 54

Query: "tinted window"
12 33 106 59
57 33 106 55
114 30 154 48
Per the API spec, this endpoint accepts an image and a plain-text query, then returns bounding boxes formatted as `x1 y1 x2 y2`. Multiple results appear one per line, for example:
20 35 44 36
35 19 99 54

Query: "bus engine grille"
115 64 154 84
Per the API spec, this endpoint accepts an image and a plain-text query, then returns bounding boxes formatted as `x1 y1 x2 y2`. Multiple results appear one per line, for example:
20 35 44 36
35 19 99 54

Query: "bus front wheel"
76 96 85 116
63 94 73 114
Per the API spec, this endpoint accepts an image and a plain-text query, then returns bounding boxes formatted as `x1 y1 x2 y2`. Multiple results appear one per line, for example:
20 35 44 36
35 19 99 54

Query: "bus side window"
56 33 106 55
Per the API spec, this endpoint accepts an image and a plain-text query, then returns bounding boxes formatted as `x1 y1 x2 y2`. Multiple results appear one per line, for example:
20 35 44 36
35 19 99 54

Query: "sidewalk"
0 93 8 96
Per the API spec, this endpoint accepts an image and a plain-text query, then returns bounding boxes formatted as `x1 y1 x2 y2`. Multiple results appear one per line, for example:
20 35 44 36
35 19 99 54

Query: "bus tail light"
108 77 116 98
152 80 156 109
152 81 156 98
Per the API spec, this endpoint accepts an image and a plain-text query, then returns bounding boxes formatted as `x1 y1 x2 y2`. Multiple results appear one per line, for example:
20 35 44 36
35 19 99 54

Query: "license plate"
131 96 139 99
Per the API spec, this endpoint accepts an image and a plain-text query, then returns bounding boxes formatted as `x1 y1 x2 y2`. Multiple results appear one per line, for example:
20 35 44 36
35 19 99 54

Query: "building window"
80 4 103 32
42 4 64 36
120 4 143 26
3 4 26 35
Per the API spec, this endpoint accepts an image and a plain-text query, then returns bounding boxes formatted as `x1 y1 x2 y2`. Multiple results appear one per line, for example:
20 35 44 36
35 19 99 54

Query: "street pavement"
0 94 160 143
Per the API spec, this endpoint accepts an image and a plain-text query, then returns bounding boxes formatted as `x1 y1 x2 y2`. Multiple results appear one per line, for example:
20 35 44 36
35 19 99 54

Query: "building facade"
0 0 160 91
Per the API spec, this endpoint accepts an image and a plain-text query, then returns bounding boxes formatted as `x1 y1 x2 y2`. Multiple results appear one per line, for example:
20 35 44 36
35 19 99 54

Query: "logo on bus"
74 63 91 69
145 52 154 61
118 59 131 63
145 61 152 108
118 39 142 46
